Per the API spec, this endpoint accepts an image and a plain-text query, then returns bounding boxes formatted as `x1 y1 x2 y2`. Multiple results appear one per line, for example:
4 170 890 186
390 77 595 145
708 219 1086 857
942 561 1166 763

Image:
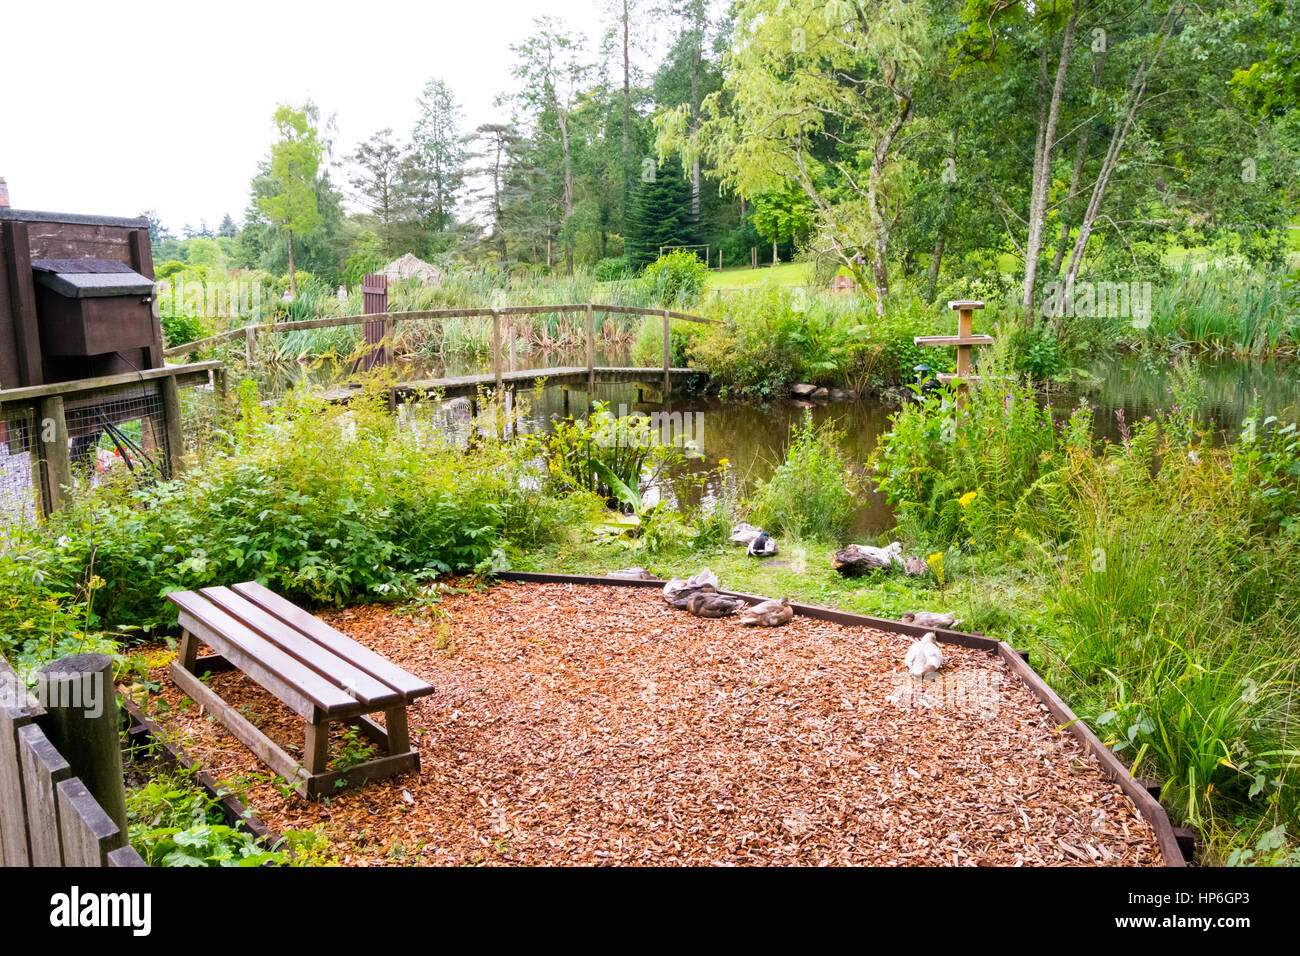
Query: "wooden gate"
361 273 389 371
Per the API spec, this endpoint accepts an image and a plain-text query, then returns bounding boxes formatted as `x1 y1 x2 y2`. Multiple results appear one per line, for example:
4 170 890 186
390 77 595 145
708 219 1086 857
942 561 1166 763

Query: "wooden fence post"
0 655 44 866
244 325 256 366
160 374 185 477
37 395 72 515
508 317 518 373
662 308 671 396
213 366 230 415
585 304 595 394
35 654 127 853
492 310 503 394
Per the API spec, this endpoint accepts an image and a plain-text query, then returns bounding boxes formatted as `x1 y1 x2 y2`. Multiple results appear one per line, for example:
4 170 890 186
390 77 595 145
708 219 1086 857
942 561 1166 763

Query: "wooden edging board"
496 570 1187 867
118 695 282 850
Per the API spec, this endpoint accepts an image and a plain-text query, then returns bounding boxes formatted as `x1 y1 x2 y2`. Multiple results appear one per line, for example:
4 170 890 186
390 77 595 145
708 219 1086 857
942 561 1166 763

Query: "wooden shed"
0 208 162 390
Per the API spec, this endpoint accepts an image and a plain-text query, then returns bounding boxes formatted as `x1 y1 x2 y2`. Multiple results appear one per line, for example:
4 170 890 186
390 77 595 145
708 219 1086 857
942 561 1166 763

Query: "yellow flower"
88 575 106 590
958 490 978 508
926 552 943 566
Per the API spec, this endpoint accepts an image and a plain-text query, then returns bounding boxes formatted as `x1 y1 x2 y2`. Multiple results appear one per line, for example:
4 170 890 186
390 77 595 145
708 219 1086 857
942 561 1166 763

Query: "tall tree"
348 128 406 257
659 0 931 312
625 156 698 268
258 103 325 298
405 78 468 246
510 17 593 274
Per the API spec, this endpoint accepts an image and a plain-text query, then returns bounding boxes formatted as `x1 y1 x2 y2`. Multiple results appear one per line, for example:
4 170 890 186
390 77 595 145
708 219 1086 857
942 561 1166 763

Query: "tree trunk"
622 0 631 234
287 229 297 298
1022 14 1077 323
1050 51 1105 277
1063 7 1178 288
926 232 946 301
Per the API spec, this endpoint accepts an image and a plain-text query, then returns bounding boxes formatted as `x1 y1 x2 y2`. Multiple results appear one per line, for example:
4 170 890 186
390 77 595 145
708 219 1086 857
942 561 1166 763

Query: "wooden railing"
162 303 719 396
0 653 145 867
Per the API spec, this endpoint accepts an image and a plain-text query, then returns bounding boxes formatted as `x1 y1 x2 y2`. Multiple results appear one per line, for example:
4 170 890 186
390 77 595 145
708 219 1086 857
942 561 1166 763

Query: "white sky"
0 0 661 232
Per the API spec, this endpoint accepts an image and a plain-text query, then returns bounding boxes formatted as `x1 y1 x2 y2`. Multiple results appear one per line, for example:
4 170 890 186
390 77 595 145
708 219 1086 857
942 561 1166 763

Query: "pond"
309 349 1300 539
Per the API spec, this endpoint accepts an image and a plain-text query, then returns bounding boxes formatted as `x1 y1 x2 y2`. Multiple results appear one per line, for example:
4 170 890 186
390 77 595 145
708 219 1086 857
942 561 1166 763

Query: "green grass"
708 262 813 290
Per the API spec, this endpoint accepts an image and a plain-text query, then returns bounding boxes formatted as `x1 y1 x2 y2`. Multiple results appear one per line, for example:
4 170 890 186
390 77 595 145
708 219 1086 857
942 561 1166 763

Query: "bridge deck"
322 366 705 403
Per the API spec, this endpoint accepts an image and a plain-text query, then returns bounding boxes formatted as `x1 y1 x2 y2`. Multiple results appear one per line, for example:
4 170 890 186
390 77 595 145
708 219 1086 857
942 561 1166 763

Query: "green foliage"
751 413 857 540
594 256 632 281
625 157 699 271
48 382 580 632
126 766 281 867
872 358 1058 550
539 402 690 511
640 249 708 307
684 287 952 400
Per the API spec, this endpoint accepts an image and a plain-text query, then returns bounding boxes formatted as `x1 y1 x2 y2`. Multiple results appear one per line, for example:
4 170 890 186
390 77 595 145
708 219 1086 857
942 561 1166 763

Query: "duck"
904 632 944 678
747 530 778 558
665 582 718 609
685 591 748 618
730 522 762 547
663 568 720 605
740 596 794 627
901 610 963 629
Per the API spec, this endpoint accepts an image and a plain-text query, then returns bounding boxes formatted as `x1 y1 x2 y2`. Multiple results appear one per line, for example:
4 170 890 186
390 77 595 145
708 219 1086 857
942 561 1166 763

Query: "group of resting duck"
662 568 794 626
657 522 967 680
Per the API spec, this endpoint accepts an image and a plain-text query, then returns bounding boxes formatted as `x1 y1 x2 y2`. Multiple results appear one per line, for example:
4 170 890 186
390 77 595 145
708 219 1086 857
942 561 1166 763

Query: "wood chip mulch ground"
136 581 1162 866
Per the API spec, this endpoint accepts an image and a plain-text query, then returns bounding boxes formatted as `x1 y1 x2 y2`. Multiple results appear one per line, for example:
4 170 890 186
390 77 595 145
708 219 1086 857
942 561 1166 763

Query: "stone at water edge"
828 388 857 401
790 383 818 398
810 387 830 401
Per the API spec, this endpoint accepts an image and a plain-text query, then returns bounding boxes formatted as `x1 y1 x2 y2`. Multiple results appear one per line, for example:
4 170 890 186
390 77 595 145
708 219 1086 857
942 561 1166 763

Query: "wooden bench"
166 582 435 798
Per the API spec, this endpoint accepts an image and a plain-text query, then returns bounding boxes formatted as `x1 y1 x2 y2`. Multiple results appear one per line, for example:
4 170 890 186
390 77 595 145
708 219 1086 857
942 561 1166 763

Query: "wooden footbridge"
163 299 718 402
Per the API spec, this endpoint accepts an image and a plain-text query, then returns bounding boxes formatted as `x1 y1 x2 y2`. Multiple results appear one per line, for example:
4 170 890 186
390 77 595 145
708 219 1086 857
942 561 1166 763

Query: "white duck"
730 522 762 547
861 541 905 567
904 632 944 678
663 568 720 603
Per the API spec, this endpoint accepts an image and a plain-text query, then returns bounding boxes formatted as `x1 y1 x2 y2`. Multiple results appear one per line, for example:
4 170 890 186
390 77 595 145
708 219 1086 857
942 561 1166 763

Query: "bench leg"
178 630 198 672
384 706 410 755
304 720 330 775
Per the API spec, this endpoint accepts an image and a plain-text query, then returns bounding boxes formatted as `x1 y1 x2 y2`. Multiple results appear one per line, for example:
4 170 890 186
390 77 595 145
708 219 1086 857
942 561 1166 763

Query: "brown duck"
685 591 748 618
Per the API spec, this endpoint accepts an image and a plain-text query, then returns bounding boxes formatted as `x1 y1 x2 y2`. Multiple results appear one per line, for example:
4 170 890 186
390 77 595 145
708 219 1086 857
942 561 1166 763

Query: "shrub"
751 412 858 540
49 381 582 632
640 250 707 307
594 256 632 281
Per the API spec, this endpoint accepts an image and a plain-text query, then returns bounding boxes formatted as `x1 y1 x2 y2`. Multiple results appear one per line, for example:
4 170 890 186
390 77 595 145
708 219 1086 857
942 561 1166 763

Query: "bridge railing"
163 303 719 395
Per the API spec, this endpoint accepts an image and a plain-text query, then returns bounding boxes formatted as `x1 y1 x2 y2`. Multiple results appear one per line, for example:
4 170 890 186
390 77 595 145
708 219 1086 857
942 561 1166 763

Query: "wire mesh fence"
0 406 40 527
0 366 228 528
179 376 222 457
64 382 171 490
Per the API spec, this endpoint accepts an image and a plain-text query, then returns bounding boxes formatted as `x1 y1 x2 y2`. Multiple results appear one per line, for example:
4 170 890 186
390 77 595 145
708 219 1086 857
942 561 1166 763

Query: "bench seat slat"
230 581 435 701
199 587 403 709
169 592 358 717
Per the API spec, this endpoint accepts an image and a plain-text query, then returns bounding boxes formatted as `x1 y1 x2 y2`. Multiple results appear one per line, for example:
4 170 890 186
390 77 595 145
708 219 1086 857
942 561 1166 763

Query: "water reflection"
354 349 1300 538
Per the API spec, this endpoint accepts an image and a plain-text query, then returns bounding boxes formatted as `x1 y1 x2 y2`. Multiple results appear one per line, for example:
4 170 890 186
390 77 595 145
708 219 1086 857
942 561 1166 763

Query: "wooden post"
492 310 503 394
34 654 127 853
244 325 256 366
37 395 72 514
662 308 671 396
160 374 185 477
213 366 230 416
509 318 518 373
585 304 595 394
913 300 990 410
